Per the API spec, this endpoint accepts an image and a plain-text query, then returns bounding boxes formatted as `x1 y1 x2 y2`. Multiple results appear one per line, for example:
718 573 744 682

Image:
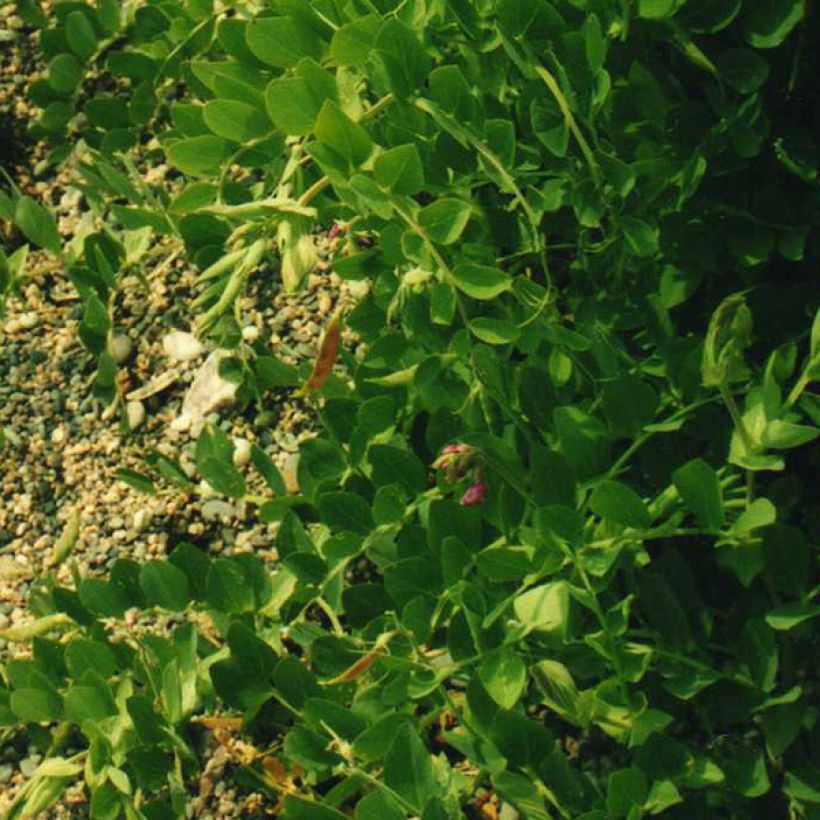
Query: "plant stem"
534 66 599 178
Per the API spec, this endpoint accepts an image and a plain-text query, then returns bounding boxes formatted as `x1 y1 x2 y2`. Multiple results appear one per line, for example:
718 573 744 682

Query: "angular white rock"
176 351 238 436
163 330 205 362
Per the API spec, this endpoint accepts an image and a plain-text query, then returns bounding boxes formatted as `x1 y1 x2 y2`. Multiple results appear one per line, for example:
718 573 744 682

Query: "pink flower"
460 477 487 507
328 222 342 241
432 443 476 483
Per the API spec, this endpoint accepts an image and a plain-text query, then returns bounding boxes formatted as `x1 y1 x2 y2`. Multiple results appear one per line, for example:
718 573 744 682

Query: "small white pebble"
50 425 67 445
17 312 39 330
133 509 150 533
241 325 260 342
163 330 205 362
111 334 134 365
126 400 146 430
232 437 252 468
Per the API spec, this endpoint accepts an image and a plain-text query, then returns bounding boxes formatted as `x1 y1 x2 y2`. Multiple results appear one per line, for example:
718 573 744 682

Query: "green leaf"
195 424 246 498
606 767 648 818
203 99 270 142
65 639 117 680
356 791 403 820
532 659 583 726
513 581 569 635
469 317 520 345
372 19 431 100
64 682 117 723
476 545 534 581
645 779 683 814
716 48 770 93
317 492 373 535
265 67 336 136
139 561 190 612
620 216 659 257
743 0 804 48
672 458 725 529
418 198 471 245
764 420 818 449
66 10 98 61
331 15 381 67
384 723 437 812
733 497 776 534
374 144 425 196
115 468 156 495
15 196 61 255
283 796 349 820
479 649 527 709
48 53 83 93
765 602 820 630
167 136 231 176
637 0 685 19
783 769 820 804
207 558 256 613
245 16 323 68
11 688 63 722
314 101 373 170
589 480 652 528
740 617 778 691
452 262 511 300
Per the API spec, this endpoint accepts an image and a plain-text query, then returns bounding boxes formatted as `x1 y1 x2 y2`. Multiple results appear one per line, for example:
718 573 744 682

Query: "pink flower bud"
460 478 487 507
432 443 478 483
328 222 341 241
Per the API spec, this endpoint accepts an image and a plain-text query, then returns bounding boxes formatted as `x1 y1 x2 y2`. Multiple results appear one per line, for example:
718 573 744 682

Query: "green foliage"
2 0 820 817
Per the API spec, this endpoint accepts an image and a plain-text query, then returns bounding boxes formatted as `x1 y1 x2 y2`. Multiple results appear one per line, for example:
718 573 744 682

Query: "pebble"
178 351 238 434
50 425 67 445
19 755 41 778
163 330 205 362
241 325 260 342
318 293 333 314
201 500 236 522
111 334 134 364
17 312 39 330
133 509 150 533
232 437 251 468
126 400 146 430
347 279 370 300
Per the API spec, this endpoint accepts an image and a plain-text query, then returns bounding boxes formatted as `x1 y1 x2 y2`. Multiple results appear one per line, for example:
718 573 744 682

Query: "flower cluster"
432 443 487 507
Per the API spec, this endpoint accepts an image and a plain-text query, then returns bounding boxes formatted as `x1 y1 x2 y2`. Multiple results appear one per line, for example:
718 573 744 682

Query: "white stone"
133 509 150 533
50 425 67 445
126 400 146 430
176 351 238 434
18 312 39 330
163 330 205 362
346 279 370 300
232 437 252 468
111 334 134 364
242 325 260 342
201 500 236 522
170 412 192 433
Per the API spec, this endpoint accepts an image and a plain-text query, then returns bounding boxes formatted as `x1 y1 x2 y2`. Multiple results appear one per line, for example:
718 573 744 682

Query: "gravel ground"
0 3 363 814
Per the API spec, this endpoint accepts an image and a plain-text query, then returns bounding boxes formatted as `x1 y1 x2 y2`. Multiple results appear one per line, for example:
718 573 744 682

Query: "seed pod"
50 506 80 567
302 311 342 394
0 613 74 642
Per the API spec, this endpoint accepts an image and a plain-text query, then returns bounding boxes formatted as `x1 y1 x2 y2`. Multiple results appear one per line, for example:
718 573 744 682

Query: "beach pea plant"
3 0 820 817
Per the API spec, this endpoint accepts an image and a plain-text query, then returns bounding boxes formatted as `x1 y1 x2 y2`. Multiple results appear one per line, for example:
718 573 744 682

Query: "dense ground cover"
1 0 820 817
